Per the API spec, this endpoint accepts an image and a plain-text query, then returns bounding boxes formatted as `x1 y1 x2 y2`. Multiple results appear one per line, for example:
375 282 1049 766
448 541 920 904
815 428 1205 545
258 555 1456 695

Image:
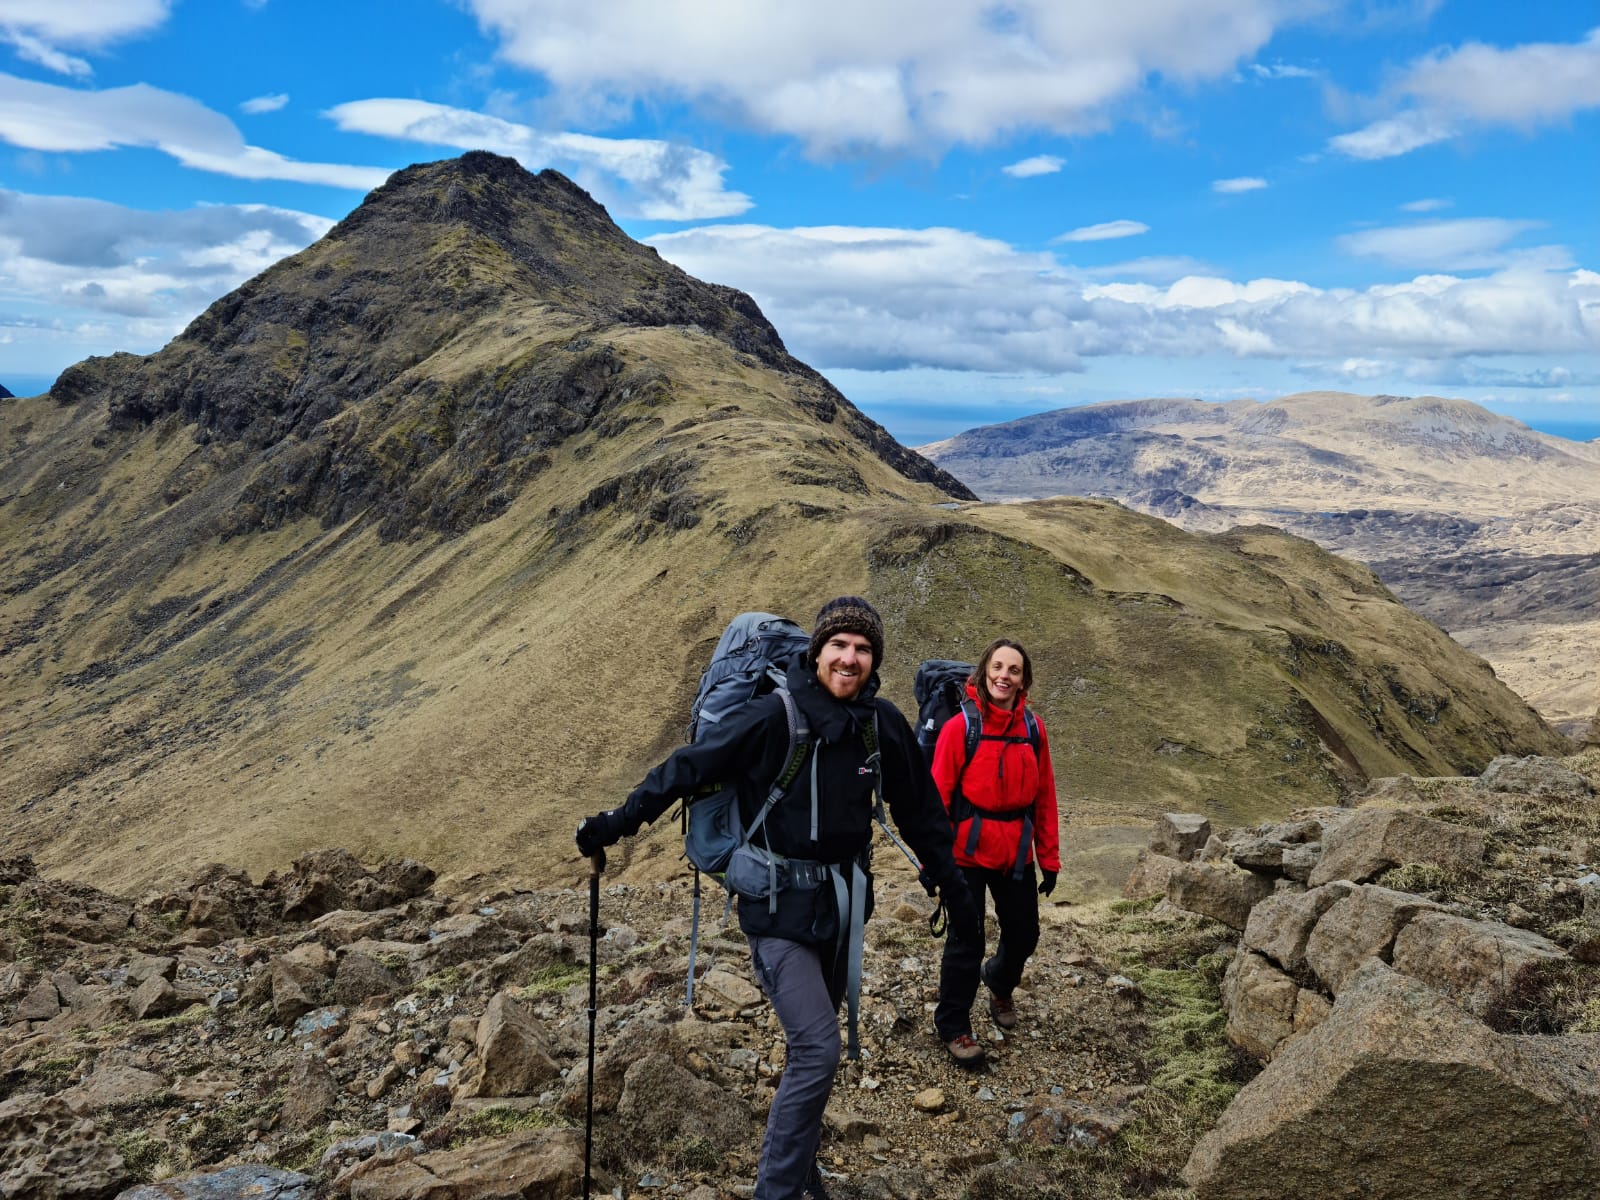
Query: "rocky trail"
4 751 1599 1199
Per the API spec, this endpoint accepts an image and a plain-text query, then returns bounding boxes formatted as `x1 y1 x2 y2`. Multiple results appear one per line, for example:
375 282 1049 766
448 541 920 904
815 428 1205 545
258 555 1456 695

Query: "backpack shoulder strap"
746 686 810 845
959 698 982 763
1023 707 1040 759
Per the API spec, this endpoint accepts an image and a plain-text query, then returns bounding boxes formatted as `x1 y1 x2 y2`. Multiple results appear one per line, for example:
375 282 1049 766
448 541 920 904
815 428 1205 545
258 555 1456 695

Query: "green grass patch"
112 1129 173 1184
517 960 588 996
1378 861 1455 898
448 1104 570 1147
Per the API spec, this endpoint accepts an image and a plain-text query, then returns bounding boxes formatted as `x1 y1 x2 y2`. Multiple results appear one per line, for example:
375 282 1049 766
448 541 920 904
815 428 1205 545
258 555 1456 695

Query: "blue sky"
1 1 1597 444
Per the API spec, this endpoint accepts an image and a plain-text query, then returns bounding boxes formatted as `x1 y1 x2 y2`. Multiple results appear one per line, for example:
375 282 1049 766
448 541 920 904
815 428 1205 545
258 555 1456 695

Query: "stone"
1391 912 1568 1017
695 967 763 1011
616 1052 750 1154
912 1088 945 1113
1150 813 1212 862
824 1106 881 1141
125 955 177 985
1166 860 1274 930
469 933 579 993
1241 882 1355 974
11 977 63 1023
1221 950 1300 1061
1308 807 1486 888
1184 962 1600 1199
130 975 182 1021
279 1055 340 1130
454 990 561 1098
408 915 516 982
1474 755 1593 800
0 1092 127 1199
270 944 333 1023
1302 885 1447 994
1121 850 1182 900
332 950 405 1005
117 1166 316 1198
311 909 391 947
340 1128 582 1199
62 1062 166 1112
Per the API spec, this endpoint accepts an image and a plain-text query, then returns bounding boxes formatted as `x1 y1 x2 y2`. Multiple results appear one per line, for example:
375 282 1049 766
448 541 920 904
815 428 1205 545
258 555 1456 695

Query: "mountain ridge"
0 160 1565 896
920 391 1600 733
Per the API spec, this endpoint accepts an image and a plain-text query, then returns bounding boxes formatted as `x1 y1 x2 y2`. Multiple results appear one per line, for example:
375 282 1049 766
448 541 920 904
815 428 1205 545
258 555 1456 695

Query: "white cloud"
0 0 171 75
1330 27 1600 160
1336 218 1559 271
241 93 289 115
1002 154 1064 178
0 189 330 350
462 0 1319 154
1057 219 1148 243
325 97 751 221
0 73 391 189
646 221 1600 375
1247 61 1317 79
1400 197 1450 213
1212 176 1267 193
6 32 91 77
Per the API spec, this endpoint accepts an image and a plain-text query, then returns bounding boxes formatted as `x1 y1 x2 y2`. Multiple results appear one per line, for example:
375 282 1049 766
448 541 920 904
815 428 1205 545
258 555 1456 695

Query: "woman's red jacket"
930 682 1060 873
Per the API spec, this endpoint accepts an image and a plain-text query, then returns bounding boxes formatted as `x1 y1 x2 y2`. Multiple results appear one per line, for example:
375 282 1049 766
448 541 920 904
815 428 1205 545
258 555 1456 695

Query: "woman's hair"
971 637 1033 704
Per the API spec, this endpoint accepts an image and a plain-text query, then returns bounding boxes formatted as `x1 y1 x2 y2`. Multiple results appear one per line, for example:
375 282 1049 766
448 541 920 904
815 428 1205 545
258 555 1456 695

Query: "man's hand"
1038 869 1057 897
575 808 631 857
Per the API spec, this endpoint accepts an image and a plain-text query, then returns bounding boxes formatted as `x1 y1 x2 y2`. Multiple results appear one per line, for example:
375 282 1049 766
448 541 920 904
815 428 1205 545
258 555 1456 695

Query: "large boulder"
1185 961 1600 1200
338 1129 582 1199
1308 808 1485 888
1122 850 1183 900
1166 861 1274 930
115 1167 314 1198
1241 882 1355 975
1302 885 1447 994
1150 813 1212 862
1391 911 1569 1018
454 990 562 1099
1220 951 1300 1061
0 1092 127 1199
1474 755 1593 800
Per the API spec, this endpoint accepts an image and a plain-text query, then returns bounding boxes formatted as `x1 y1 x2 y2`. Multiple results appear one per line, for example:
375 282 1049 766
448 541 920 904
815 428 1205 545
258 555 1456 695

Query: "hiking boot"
982 960 1018 1029
944 1032 986 1067
804 1160 832 1200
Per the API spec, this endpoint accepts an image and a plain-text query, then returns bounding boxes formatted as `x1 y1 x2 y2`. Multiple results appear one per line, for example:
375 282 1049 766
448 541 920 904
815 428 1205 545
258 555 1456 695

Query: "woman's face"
984 646 1025 710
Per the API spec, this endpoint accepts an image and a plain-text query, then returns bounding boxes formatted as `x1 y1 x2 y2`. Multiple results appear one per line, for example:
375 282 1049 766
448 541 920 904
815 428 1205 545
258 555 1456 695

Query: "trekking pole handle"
589 849 606 878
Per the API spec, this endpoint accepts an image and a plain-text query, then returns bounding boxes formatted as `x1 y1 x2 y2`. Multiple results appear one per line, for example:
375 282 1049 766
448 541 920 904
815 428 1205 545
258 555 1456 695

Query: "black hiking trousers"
934 862 1040 1039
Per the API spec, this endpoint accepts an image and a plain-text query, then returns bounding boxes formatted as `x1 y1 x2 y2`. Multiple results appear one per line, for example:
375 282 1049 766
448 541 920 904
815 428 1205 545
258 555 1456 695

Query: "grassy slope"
0 334 1564 900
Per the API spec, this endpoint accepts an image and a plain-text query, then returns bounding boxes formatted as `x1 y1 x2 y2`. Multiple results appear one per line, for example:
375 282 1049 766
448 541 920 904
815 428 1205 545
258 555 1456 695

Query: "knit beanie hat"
808 596 885 669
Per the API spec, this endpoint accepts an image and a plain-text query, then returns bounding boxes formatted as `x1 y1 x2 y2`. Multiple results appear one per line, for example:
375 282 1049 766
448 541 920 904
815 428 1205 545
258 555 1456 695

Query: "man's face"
815 631 874 701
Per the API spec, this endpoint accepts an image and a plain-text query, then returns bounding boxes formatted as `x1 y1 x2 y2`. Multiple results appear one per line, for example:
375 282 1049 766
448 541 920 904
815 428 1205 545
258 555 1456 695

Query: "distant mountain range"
920 393 1600 737
0 156 1565 895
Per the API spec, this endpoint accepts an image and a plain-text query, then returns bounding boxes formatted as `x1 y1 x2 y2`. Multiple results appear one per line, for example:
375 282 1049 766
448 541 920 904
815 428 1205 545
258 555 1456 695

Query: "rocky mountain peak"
39 152 967 540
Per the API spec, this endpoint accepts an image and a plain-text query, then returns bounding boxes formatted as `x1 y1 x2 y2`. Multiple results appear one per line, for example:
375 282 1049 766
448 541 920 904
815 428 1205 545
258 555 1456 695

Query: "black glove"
575 807 631 857
941 878 983 946
1038 869 1057 897
916 866 939 898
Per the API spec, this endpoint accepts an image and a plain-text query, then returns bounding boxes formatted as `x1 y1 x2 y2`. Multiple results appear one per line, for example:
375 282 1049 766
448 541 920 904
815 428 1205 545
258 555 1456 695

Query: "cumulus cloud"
325 97 751 221
1330 27 1600 159
1212 176 1267 193
1002 155 1064 178
241 93 289 115
646 221 1600 375
1056 219 1148 243
0 188 330 334
462 0 1311 154
1247 61 1317 79
0 0 171 75
0 73 391 189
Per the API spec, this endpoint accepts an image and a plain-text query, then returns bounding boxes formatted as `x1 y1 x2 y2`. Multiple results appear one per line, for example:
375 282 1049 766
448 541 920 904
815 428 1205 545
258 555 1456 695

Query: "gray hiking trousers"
747 934 843 1200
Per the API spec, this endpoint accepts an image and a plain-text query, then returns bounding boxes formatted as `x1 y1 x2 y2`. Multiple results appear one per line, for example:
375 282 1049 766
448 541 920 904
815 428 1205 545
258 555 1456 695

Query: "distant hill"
0 159 1564 897
921 393 1600 736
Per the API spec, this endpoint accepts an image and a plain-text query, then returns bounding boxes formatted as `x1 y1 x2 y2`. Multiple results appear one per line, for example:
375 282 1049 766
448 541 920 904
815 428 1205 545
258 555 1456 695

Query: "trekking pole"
584 848 605 1198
